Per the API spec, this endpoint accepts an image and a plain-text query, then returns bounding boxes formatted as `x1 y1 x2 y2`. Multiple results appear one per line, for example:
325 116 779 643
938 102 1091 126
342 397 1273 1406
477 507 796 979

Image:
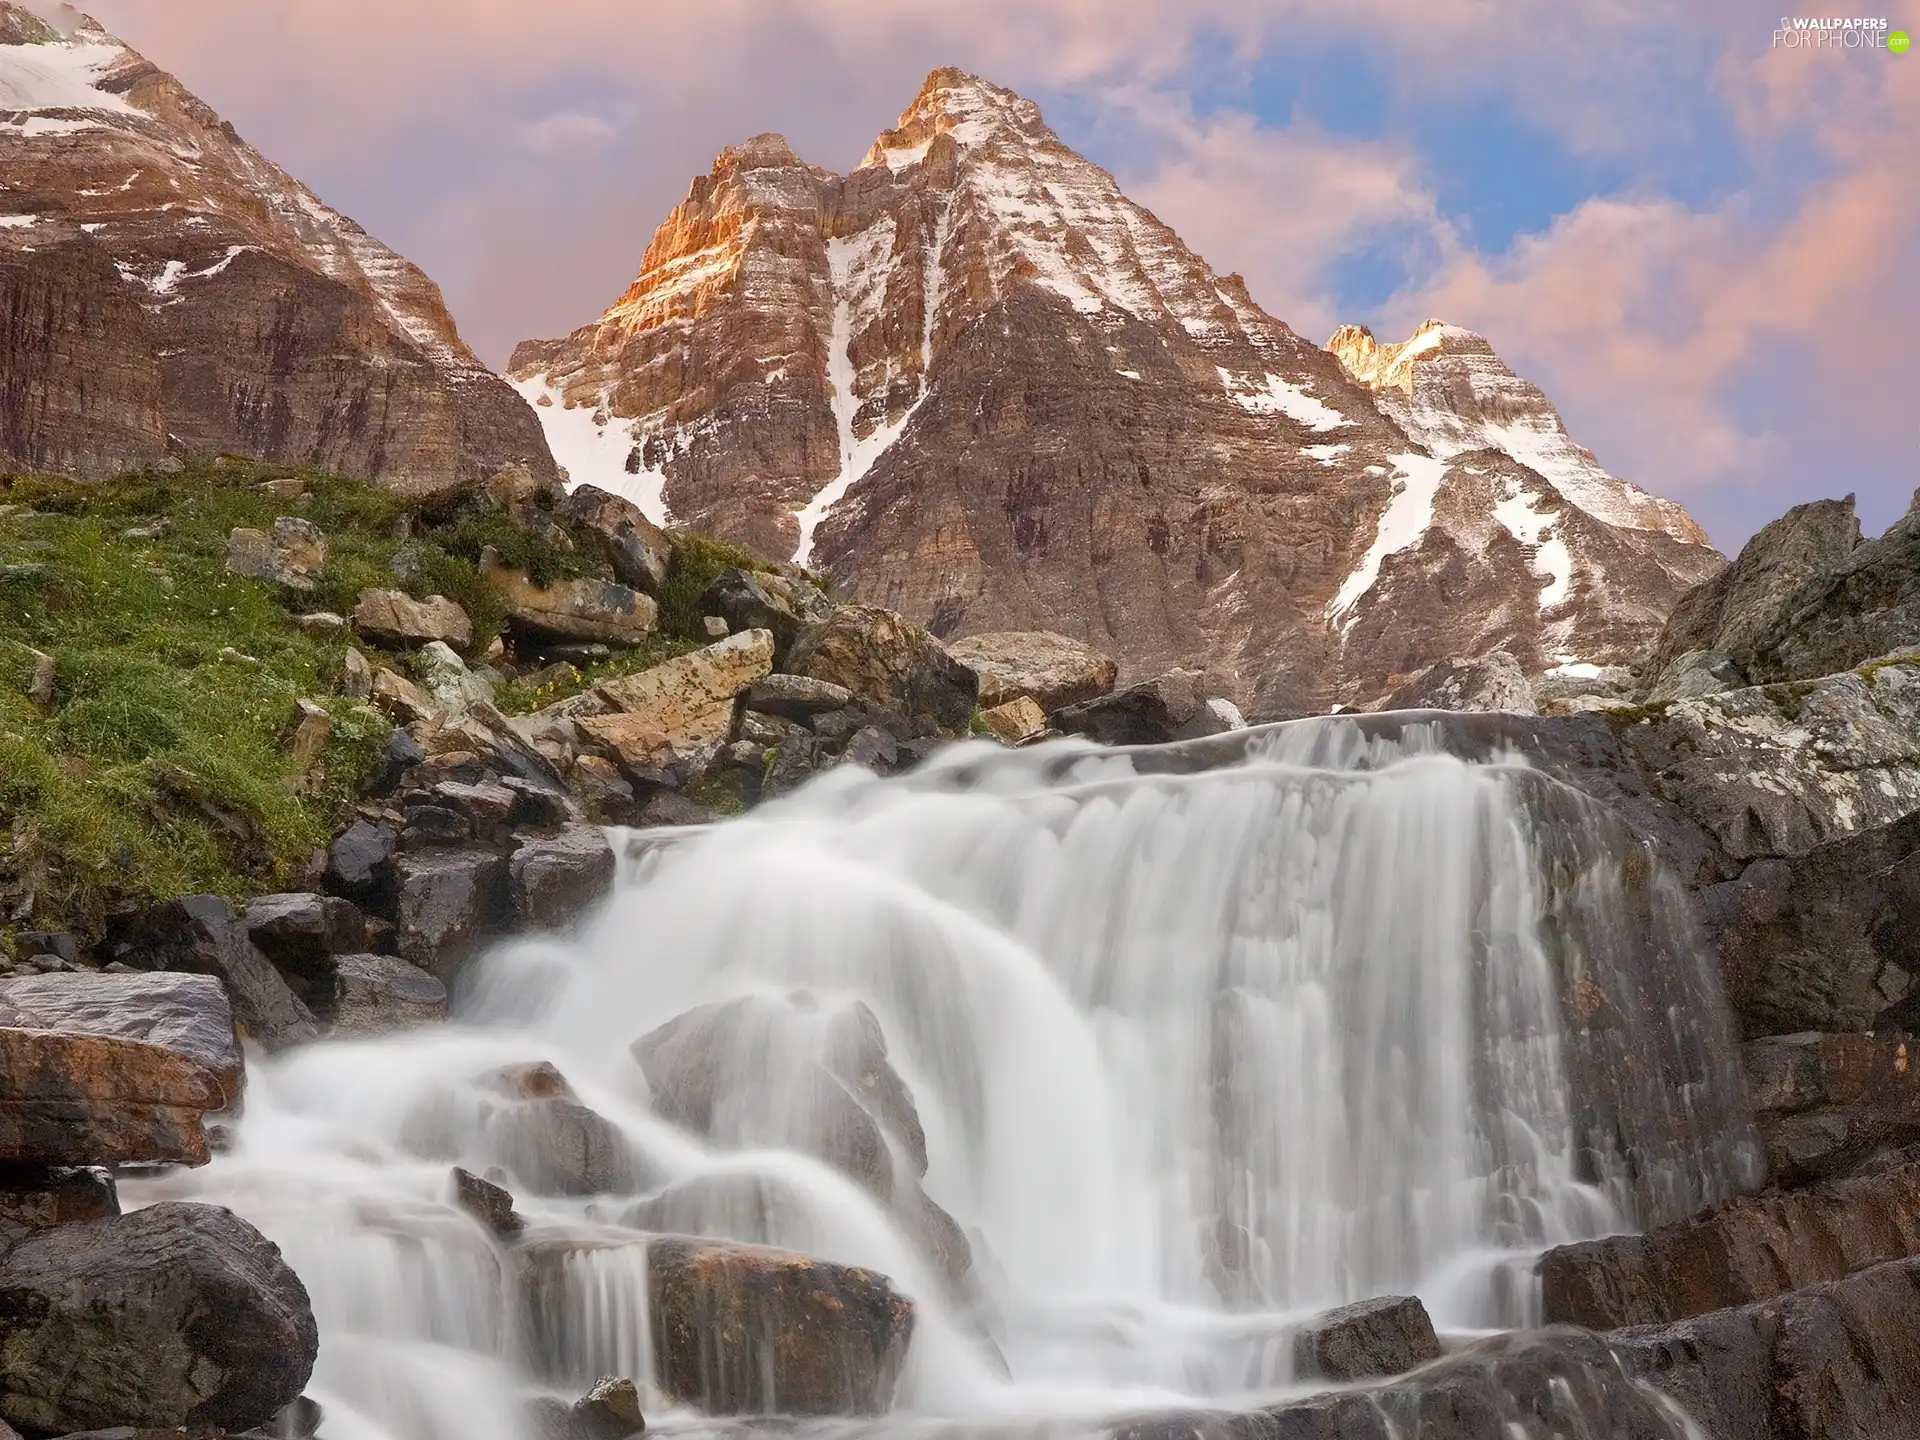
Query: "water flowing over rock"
126 714 1763 1438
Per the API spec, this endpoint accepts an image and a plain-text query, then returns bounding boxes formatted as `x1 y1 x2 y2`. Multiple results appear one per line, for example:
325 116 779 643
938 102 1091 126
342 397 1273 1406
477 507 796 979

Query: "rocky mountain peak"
508 68 1722 712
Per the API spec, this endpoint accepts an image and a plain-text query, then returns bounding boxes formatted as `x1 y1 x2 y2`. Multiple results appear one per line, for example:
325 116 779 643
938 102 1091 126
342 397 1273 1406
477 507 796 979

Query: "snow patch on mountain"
509 374 668 523
1492 481 1573 610
1329 453 1449 623
1219 368 1352 433
0 35 137 115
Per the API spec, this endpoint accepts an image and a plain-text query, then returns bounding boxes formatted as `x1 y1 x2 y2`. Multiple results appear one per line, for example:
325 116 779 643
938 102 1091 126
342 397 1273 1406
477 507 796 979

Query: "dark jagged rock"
508 827 616 929
0 1166 118 1242
240 894 366 1003
1053 670 1236 746
390 850 510 984
1744 1032 1920 1185
0 1202 317 1435
1613 1253 1920 1440
1699 810 1920 1037
100 896 317 1051
0 972 242 1105
1746 494 1920 685
698 569 834 658
1541 1162 1920 1328
1292 1295 1442 1381
450 1166 522 1239
785 606 978 739
557 486 672 596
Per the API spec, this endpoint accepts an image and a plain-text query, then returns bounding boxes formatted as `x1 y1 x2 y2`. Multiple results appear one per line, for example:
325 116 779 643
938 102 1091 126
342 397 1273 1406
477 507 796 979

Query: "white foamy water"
130 718 1757 1439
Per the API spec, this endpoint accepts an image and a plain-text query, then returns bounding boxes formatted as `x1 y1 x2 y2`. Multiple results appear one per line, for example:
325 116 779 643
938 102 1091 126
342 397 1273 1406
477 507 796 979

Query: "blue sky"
91 1 1920 551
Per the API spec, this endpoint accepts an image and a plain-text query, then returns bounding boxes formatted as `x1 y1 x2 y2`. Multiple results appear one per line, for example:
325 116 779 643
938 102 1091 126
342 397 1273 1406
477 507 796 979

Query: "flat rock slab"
0 1027 223 1168
948 630 1119 711
0 972 242 1105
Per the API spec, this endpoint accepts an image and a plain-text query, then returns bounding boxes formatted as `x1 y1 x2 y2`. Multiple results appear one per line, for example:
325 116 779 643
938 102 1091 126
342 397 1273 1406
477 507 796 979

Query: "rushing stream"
132 717 1759 1439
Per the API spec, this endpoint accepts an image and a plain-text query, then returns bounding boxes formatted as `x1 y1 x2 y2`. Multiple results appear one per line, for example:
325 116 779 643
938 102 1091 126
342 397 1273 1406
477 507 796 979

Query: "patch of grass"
656 531 770 641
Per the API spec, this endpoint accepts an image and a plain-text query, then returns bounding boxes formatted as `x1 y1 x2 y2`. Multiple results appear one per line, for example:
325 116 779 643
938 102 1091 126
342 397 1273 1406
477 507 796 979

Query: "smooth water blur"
131 718 1757 1439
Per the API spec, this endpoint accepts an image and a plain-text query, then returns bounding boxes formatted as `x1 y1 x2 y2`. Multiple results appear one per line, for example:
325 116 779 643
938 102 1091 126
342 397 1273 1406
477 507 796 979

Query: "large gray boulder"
0 1202 317 1434
1292 1294 1441 1381
1378 650 1536 714
946 631 1119 711
558 485 673 595
509 827 616 929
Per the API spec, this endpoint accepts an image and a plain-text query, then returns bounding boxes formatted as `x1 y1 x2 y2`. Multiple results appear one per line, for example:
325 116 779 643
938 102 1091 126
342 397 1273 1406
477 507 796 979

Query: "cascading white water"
129 719 1757 1439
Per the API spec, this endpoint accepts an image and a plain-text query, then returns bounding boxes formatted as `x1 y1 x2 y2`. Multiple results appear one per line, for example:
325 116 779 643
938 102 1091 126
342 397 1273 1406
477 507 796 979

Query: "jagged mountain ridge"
0 2 554 489
508 68 1721 711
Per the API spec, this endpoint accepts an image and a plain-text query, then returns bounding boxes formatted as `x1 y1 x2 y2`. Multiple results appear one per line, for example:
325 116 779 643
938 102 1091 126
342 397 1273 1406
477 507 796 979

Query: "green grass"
0 457 783 940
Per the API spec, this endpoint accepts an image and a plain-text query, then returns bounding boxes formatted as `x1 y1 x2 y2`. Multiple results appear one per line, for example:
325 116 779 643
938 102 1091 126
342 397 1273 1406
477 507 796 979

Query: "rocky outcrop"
945 631 1119 711
1292 1295 1441 1382
1378 650 1535 714
509 70 1719 713
480 552 658 646
1540 1162 1920 1328
1699 811 1920 1037
0 1202 317 1434
1746 498 1920 685
0 8 553 488
1744 1032 1920 1185
569 629 775 781
785 606 978 739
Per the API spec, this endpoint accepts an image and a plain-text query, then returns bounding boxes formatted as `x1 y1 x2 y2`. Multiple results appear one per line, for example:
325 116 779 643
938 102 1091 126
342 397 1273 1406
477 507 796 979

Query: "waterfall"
128 718 1759 1438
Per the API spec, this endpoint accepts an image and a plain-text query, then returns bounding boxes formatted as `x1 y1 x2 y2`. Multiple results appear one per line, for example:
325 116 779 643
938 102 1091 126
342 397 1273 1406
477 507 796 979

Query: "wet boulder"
1743 1031 1920 1184
328 955 449 1036
451 1166 523 1240
478 1063 651 1197
0 1166 117 1242
240 893 365 1004
0 1202 317 1435
1292 1294 1442 1381
0 972 242 1105
391 850 510 984
0 1029 224 1167
509 827 616 929
1052 670 1236 746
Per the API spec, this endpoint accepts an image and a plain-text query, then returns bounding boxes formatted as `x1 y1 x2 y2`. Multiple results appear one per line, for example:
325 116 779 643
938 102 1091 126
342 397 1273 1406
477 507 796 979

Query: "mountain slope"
0 2 554 490
508 68 1720 711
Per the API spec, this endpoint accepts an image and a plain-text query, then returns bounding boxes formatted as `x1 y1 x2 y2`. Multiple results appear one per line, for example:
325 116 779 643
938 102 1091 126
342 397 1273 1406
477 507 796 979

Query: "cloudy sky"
87 1 1917 550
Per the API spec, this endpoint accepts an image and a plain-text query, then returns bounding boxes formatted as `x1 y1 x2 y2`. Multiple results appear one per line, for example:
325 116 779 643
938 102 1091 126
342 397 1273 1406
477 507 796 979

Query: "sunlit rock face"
510 68 1721 714
0 4 554 491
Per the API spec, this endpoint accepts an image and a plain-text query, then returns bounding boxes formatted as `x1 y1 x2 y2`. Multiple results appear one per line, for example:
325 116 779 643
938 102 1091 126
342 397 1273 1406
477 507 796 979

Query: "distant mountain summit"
0 2 553 490
508 68 1720 710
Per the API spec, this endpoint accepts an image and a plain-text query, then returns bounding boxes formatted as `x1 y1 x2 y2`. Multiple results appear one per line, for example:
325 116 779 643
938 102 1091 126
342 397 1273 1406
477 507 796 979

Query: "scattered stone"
370 666 441 726
415 641 495 714
254 476 306 500
979 696 1048 744
10 932 78 967
25 647 53 708
509 827 616 929
787 606 978 739
570 1376 645 1440
294 612 347 638
451 1165 523 1239
740 673 854 722
330 954 449 1035
0 971 242 1104
0 1028 223 1167
225 517 327 591
335 646 372 702
558 486 673 595
391 850 509 984
947 631 1120 711
352 589 473 650
701 615 729 639
0 1202 317 1435
283 699 332 780
325 819 397 902
481 550 658 645
1291 1294 1442 1381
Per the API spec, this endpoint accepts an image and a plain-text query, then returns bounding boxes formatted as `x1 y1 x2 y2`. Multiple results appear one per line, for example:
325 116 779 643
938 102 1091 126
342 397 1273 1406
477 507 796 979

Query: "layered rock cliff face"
509 68 1721 712
0 3 554 491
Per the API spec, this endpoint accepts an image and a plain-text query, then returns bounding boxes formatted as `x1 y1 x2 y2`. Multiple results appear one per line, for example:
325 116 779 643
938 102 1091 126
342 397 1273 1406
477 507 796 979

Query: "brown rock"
0 971 243 1105
480 551 659 645
1052 669 1231 746
979 695 1048 744
0 1028 222 1166
1743 1031 1920 1185
391 849 509 984
558 486 673 595
0 1165 118 1237
225 517 328 592
353 589 473 650
451 1165 522 1239
283 699 332 780
509 826 616 929
574 629 774 778
371 666 442 726
1540 1162 1920 1329
1292 1294 1442 1381
947 631 1119 711
786 606 977 738
523 1234 913 1417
